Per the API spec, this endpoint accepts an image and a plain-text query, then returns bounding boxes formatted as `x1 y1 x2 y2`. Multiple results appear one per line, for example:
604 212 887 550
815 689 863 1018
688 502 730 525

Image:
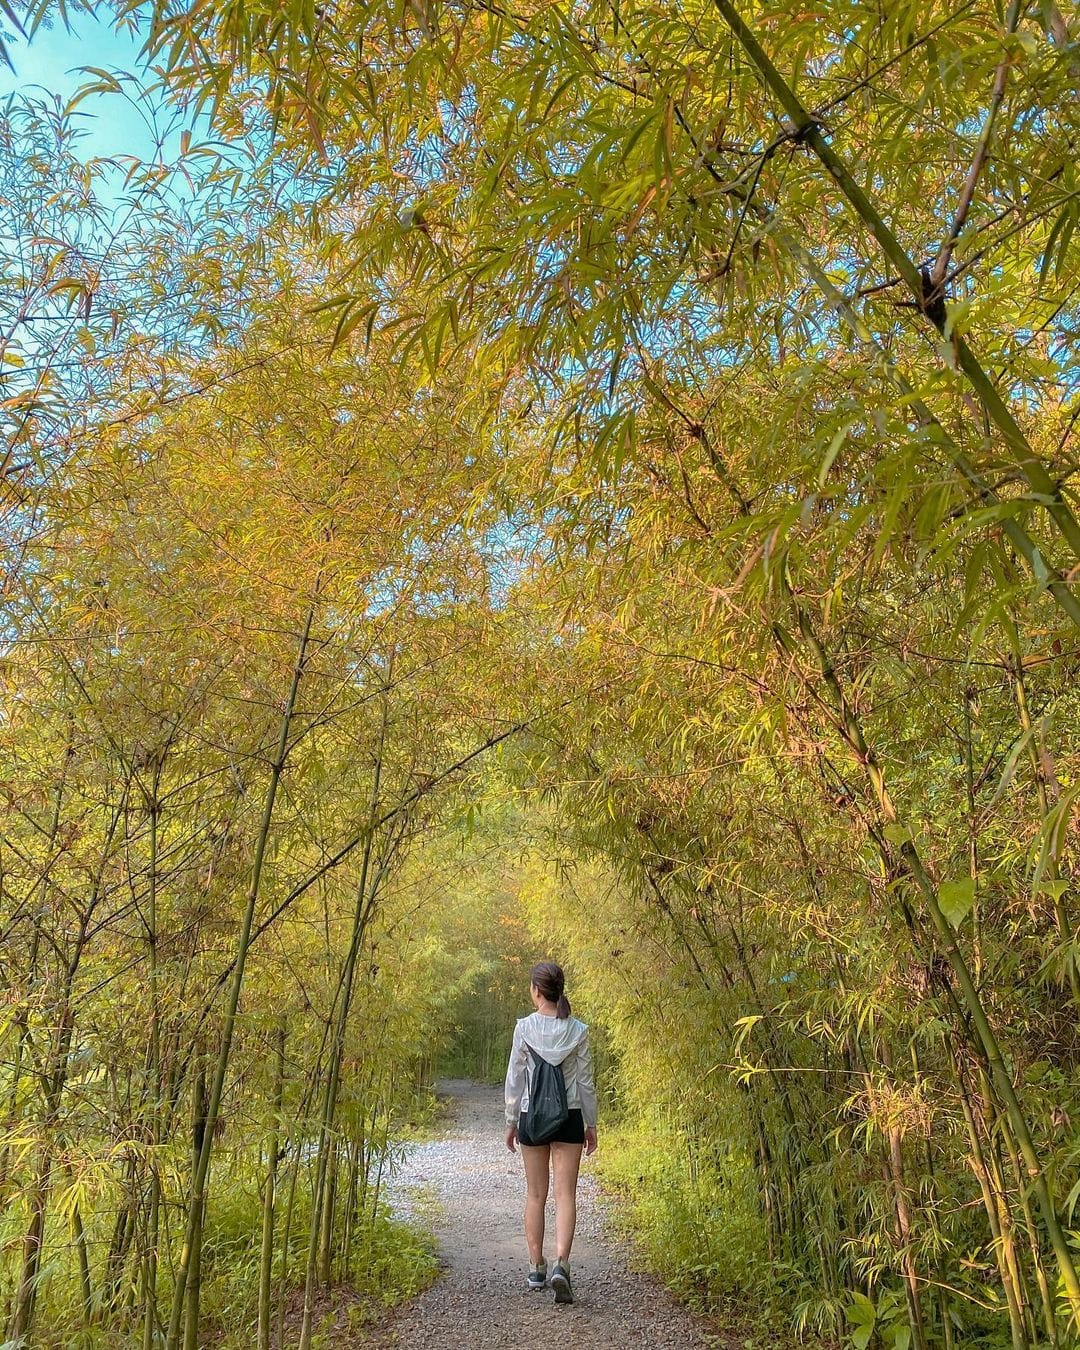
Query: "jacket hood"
518 1011 588 1065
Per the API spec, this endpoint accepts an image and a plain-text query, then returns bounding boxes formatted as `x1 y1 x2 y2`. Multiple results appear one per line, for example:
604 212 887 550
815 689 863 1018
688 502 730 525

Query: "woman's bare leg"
550 1142 583 1263
521 1144 550 1265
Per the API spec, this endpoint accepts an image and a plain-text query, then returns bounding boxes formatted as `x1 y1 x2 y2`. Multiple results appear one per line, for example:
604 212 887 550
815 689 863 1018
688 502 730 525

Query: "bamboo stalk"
962 689 983 981
0 737 72 1197
143 775 162 1350
257 1018 286 1350
780 605 1080 1322
710 0 1080 569
72 1190 93 1332
274 1025 332 1350
981 1076 1036 1349
165 605 316 1350
910 1043 956 1350
887 1123 928 1350
184 1057 207 1350
102 1154 138 1317
299 660 392 1348
275 1137 303 1350
9 794 128 1343
1010 1143 1060 1348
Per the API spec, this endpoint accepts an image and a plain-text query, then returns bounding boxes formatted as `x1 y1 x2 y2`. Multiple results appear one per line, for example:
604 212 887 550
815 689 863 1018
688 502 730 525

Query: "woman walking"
504 961 597 1304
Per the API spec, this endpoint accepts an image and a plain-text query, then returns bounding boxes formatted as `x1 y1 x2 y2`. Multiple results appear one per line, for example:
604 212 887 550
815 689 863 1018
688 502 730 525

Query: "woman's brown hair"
531 961 571 1019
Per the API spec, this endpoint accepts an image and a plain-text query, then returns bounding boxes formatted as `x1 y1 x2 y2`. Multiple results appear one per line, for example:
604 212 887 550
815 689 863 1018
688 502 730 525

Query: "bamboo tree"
781 602 1080 1323
184 1054 207 1350
954 1057 1030 1350
710 0 1080 569
165 604 317 1350
886 1121 928 1350
1008 641 1080 1006
8 790 130 1344
65 1161 93 1337
300 658 393 1348
143 754 164 1350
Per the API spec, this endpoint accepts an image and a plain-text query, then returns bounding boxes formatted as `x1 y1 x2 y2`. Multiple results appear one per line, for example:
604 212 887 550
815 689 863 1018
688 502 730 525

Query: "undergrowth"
207 1204 440 1349
595 1121 802 1343
11 1166 438 1349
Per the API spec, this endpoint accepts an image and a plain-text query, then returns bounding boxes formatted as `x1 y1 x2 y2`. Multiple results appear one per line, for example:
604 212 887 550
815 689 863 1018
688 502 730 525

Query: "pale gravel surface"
366 1079 747 1349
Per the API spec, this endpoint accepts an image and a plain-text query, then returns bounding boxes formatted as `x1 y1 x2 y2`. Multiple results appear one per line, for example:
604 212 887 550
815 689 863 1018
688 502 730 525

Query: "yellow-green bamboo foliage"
5 0 1080 1343
490 349 1080 1343
0 276 528 1345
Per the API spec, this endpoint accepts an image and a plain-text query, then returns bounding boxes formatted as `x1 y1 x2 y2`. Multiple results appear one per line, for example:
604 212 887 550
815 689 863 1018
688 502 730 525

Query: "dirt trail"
366 1079 744 1349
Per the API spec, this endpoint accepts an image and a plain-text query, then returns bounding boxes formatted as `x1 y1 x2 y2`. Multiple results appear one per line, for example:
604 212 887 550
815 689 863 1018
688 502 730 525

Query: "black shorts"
518 1108 585 1147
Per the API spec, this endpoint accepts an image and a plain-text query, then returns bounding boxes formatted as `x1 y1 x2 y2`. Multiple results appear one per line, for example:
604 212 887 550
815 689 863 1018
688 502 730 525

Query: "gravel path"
367 1079 742 1348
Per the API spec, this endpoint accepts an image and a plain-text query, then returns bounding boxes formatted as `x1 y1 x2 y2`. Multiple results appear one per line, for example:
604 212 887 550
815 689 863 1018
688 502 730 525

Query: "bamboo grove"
1 0 1079 1345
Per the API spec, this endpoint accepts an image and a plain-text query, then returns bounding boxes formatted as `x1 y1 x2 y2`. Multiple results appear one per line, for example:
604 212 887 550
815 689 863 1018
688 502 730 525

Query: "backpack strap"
523 1042 560 1095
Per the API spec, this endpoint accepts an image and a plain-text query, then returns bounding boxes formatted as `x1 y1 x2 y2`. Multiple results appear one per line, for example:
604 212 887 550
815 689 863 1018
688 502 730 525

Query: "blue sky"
0 10 197 161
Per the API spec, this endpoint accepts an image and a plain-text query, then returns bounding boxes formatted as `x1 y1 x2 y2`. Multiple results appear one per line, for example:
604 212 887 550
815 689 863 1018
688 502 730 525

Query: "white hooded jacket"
504 1011 597 1129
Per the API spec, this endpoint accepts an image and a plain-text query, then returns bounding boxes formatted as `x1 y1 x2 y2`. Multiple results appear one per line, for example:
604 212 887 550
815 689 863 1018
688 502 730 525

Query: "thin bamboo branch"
931 0 1024 286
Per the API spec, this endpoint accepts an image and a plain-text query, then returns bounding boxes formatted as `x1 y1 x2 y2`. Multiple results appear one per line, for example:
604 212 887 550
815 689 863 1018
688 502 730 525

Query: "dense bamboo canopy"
1 0 1079 1345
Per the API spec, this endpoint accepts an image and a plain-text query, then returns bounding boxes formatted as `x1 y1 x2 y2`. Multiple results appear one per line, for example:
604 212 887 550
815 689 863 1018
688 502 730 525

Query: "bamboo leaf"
938 877 976 928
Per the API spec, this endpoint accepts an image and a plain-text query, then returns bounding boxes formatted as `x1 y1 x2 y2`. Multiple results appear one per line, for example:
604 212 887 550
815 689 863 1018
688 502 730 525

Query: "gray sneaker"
527 1262 547 1291
550 1261 573 1304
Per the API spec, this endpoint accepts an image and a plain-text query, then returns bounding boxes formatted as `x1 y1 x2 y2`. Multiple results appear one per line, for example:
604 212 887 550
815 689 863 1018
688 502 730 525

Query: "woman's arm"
577 1030 598 1154
504 1021 527 1149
